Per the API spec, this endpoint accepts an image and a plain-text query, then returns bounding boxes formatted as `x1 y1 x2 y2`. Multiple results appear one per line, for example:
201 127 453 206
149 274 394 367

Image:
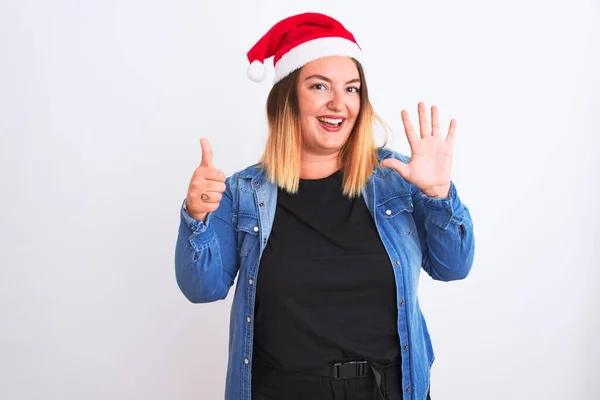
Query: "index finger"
202 168 226 182
401 109 418 145
200 138 214 168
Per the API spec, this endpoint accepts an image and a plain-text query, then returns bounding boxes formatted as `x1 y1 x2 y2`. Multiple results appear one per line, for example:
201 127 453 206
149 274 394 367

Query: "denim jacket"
175 147 475 400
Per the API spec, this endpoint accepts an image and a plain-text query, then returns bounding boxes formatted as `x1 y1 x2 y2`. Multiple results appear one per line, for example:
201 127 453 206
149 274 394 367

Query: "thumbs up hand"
185 138 227 222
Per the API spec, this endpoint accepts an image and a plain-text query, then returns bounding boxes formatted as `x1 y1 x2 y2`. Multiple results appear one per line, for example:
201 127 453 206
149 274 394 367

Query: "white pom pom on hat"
246 12 363 84
247 60 267 83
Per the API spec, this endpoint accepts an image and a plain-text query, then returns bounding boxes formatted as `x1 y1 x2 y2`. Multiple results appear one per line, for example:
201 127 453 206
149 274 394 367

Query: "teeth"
318 117 343 125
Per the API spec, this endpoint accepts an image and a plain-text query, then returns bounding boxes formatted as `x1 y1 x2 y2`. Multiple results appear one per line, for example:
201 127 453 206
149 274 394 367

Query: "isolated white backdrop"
1 1 598 399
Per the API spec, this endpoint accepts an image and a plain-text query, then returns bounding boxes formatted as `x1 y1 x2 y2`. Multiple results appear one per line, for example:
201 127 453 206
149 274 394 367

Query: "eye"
310 83 328 91
346 86 360 94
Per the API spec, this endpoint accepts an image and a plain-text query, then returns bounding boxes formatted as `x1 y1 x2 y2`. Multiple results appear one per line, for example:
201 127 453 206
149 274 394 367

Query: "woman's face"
296 56 361 157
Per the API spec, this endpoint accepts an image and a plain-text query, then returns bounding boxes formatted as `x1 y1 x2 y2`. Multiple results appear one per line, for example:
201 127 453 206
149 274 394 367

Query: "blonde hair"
259 59 387 197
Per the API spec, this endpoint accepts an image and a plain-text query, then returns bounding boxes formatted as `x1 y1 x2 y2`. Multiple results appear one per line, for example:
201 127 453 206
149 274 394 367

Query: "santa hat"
246 12 363 84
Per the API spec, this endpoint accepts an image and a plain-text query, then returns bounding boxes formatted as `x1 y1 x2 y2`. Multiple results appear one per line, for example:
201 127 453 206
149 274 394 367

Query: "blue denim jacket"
175 147 475 400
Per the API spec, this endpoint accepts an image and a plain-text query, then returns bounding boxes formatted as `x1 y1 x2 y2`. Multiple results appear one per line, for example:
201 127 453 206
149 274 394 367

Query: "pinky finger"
204 202 221 212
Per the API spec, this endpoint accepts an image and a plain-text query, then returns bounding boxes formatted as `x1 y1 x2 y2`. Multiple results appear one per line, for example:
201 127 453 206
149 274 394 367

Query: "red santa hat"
246 12 363 84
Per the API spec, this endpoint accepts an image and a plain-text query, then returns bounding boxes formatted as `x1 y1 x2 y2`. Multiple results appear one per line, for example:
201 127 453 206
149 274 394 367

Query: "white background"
1 0 598 399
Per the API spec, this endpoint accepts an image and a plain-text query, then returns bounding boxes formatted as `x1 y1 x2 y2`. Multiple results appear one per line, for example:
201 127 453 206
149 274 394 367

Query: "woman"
175 12 475 400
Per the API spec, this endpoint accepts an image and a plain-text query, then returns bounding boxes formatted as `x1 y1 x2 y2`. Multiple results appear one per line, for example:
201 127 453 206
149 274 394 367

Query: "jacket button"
395 260 400 266
244 359 249 364
405 387 411 392
385 209 392 215
247 317 251 323
253 226 259 232
404 344 409 350
399 300 405 306
249 279 253 285
259 202 265 207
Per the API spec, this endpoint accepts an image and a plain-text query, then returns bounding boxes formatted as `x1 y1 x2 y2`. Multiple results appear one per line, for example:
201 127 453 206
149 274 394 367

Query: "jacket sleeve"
411 180 475 281
174 177 240 303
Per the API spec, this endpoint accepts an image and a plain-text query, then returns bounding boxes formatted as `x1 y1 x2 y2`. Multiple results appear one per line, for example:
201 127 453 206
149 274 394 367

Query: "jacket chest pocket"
376 193 416 237
234 214 260 257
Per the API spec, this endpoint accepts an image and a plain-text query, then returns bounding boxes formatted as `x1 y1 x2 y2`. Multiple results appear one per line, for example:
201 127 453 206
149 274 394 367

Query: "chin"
303 124 354 153
316 135 351 153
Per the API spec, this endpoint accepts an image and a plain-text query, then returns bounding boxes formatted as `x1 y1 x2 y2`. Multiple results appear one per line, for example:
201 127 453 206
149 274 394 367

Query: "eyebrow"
303 74 361 84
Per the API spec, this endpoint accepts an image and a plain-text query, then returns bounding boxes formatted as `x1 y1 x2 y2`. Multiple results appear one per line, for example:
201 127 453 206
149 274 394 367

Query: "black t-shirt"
253 169 400 372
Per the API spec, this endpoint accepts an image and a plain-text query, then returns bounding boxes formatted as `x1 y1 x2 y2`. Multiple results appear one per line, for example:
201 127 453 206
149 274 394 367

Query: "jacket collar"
237 147 395 183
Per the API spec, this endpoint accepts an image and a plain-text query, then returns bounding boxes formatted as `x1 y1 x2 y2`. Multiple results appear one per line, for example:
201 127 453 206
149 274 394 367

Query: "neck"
299 151 341 179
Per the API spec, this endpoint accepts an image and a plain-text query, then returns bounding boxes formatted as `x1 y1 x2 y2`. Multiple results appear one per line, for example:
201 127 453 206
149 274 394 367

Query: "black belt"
304 360 370 380
302 359 395 399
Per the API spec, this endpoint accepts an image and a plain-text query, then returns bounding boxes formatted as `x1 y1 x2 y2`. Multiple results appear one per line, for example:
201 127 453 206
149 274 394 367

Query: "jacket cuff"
181 199 215 247
417 182 465 229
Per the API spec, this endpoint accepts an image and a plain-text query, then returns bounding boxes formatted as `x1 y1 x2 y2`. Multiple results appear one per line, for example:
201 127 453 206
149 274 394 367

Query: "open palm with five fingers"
381 102 456 198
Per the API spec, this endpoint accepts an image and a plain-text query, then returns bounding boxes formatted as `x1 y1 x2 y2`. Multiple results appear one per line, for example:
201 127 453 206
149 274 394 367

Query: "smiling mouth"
317 117 346 132
317 116 344 126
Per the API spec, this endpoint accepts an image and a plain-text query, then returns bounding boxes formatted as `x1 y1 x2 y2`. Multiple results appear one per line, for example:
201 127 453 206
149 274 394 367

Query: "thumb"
381 158 410 181
200 138 214 168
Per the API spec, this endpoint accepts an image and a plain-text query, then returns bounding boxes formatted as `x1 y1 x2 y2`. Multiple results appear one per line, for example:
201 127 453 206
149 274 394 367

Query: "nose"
327 89 344 112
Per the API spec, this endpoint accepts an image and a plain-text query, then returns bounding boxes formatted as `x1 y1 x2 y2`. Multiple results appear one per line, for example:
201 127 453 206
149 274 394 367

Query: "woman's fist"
185 138 226 222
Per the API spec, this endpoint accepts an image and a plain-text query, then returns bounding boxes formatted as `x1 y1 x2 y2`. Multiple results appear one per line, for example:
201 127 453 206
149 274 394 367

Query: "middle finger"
418 102 430 139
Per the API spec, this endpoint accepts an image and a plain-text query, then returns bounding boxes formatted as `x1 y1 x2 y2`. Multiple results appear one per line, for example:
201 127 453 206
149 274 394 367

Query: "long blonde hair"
259 59 387 197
